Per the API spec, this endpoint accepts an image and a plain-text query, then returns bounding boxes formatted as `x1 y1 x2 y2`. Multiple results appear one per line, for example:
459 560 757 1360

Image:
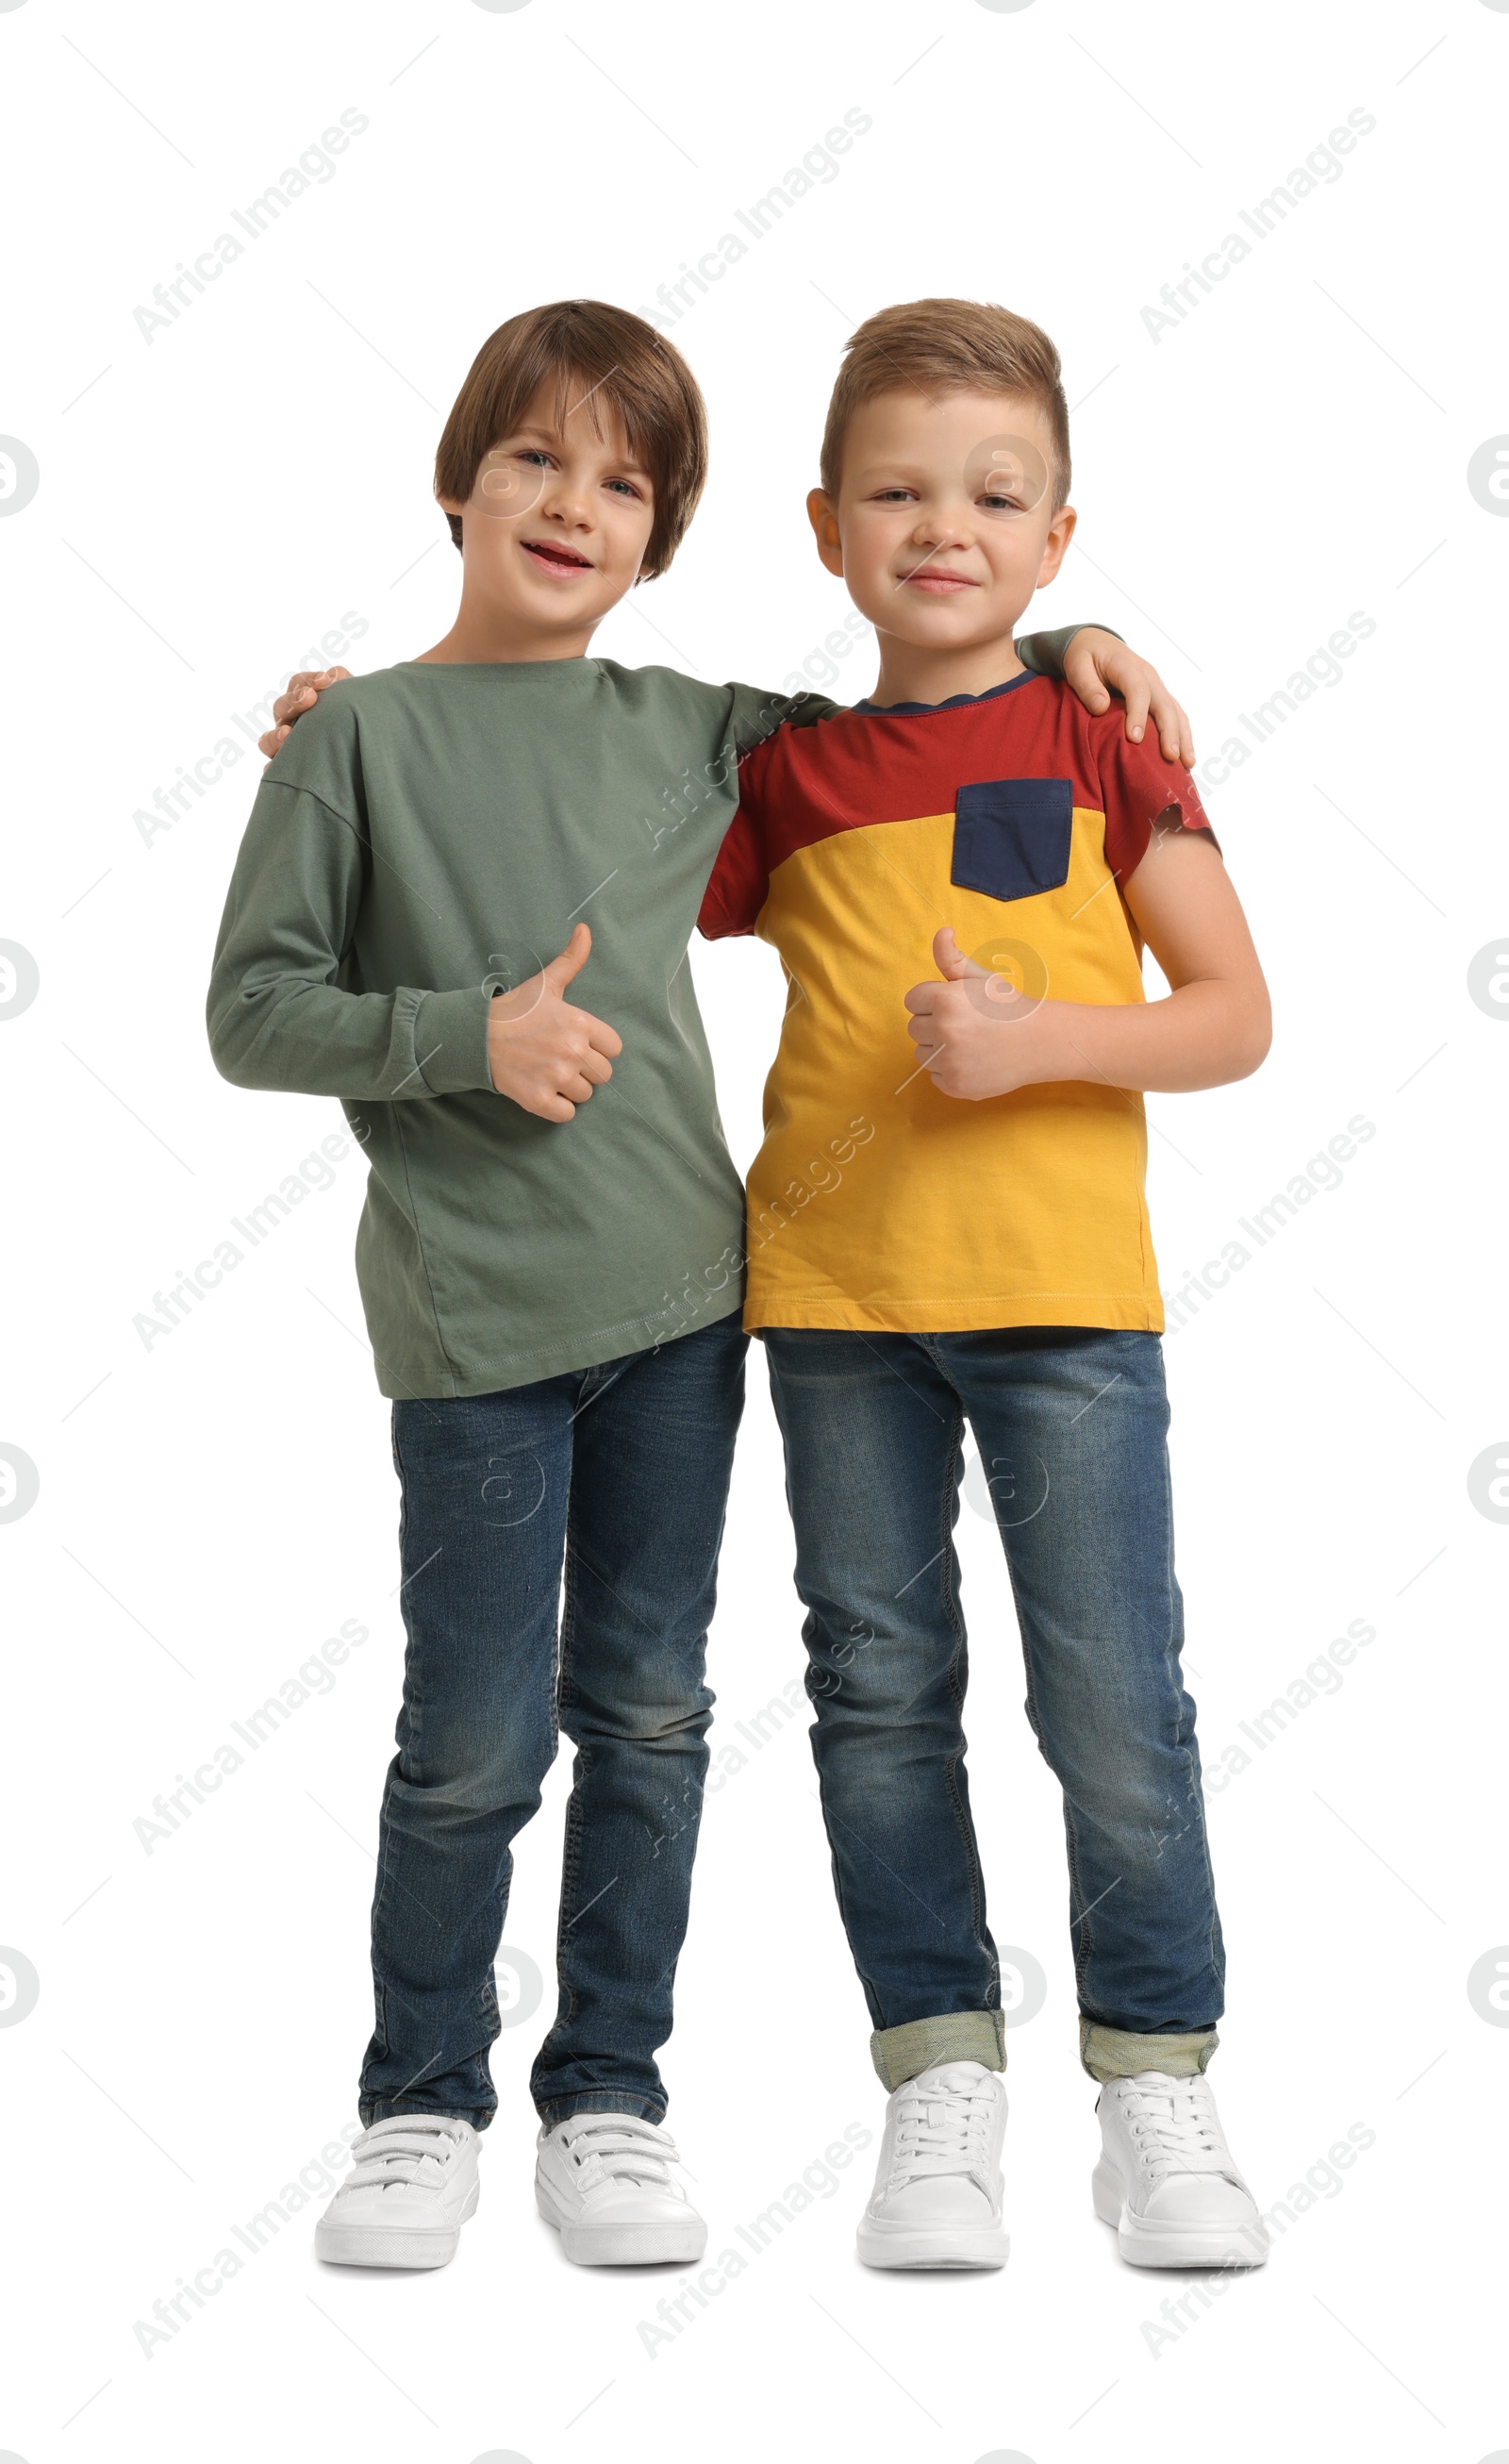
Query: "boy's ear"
1034 502 1077 591
806 488 844 579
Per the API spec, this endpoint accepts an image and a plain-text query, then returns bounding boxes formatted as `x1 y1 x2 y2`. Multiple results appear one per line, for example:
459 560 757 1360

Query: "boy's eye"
605 477 643 500
478 445 549 513
872 488 917 504
966 435 1050 518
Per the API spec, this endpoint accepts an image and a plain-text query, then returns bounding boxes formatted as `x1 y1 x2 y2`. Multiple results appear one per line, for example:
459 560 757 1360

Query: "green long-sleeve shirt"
207 631 1091 1398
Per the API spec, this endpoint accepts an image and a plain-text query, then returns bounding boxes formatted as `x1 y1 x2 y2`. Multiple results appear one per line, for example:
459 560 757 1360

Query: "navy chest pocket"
952 776 1073 904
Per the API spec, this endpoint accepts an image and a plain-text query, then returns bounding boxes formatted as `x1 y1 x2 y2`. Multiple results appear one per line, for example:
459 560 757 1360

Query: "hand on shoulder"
1060 629 1195 769
257 666 355 766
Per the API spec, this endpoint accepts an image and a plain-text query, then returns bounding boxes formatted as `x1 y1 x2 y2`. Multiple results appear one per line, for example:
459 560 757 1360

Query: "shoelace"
1113 2073 1234 2181
346 2116 464 2192
890 2067 999 2189
558 2113 687 2194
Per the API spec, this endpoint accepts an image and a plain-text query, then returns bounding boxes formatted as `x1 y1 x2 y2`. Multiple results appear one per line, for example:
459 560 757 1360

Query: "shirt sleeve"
698 728 777 941
698 689 839 940
723 680 838 758
1015 623 1122 677
1091 708 1216 884
206 776 492 1100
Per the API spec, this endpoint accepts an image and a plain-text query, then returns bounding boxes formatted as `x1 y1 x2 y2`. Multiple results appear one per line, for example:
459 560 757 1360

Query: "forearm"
207 779 494 1102
1016 981 1270 1096
207 973 489 1100
1015 623 1120 675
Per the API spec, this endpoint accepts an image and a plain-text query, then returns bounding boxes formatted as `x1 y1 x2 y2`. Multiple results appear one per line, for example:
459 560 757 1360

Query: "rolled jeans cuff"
535 2090 664 2128
1080 2021 1219 2083
871 2009 1006 2090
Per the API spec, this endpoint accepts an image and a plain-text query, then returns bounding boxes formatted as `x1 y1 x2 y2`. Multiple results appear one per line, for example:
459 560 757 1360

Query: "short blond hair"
820 297 1071 508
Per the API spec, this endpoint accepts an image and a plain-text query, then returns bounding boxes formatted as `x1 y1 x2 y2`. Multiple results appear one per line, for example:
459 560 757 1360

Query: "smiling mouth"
902 567 978 593
522 539 593 574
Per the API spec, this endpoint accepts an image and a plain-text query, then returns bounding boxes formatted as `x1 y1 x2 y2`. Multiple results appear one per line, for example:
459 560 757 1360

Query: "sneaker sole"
1092 2163 1269 2270
856 2220 1009 2272
536 2187 706 2268
315 2179 478 2271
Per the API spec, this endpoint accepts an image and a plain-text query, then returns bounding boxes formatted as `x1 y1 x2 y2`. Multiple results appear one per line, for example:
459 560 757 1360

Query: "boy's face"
807 387 1075 658
439 374 656 644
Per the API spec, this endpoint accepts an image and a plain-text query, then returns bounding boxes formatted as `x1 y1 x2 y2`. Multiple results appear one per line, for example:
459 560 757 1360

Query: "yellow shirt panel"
743 807 1163 1334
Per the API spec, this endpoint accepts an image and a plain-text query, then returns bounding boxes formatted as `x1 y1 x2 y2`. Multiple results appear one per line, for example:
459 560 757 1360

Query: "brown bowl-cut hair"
820 297 1072 509
434 300 708 579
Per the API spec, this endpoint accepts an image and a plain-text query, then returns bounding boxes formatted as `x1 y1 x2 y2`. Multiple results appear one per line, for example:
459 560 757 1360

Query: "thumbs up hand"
487 922 623 1121
904 925 1053 1101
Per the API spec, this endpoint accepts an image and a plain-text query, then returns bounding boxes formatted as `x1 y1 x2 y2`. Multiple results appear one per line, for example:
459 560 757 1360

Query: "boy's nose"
915 513 971 549
539 478 592 526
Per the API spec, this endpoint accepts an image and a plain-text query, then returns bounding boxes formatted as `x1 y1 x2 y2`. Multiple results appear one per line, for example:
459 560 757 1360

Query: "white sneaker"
314 2114 481 2269
535 2113 706 2266
856 2060 1009 2271
1092 2071 1269 2268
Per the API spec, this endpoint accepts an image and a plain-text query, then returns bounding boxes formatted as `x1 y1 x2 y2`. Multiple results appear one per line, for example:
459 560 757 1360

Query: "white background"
1 2 1505 2458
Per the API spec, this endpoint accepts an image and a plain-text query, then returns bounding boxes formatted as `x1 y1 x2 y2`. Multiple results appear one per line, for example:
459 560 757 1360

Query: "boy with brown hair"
223 296 1188 2273
700 297 1271 2272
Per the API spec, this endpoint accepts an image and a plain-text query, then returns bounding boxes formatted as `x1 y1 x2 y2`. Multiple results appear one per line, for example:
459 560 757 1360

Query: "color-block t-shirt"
697 671 1214 1336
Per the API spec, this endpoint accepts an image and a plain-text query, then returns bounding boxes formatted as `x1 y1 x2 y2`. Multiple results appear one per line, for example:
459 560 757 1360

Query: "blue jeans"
360 1313 746 2130
763 1327 1223 2088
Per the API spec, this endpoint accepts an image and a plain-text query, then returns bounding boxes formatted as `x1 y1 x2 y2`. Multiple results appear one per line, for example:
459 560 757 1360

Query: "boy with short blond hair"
212 295 1181 2273
700 297 1272 2271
